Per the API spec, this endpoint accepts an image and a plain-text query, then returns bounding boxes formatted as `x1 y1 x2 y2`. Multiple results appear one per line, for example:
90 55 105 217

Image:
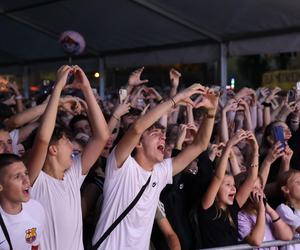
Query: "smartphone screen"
288 89 296 103
273 126 286 149
119 88 127 103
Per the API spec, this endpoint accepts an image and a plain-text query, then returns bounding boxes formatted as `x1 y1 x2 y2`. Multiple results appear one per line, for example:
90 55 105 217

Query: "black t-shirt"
290 129 300 170
198 199 240 248
155 150 214 250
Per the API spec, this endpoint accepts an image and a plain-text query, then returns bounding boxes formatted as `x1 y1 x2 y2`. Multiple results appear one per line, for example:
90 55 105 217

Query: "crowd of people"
0 65 300 250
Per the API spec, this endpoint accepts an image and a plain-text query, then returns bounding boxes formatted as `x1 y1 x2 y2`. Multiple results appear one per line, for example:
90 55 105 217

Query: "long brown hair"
277 169 300 202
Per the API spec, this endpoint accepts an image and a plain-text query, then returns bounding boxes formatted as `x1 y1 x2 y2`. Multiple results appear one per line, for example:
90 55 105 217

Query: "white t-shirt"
276 204 300 250
92 148 173 250
0 199 45 250
31 156 86 250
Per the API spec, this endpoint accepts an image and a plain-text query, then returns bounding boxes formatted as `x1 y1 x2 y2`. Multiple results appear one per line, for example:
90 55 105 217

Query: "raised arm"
238 99 253 131
259 142 284 188
126 67 148 95
220 99 237 142
242 192 266 246
27 65 71 184
115 84 205 168
172 89 218 176
266 203 293 241
201 130 248 209
108 100 130 133
71 66 110 174
169 68 181 98
4 103 47 130
235 131 259 207
229 148 242 176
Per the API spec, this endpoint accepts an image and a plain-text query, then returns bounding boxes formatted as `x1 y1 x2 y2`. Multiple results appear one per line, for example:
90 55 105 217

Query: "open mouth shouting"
23 187 30 197
228 192 235 201
157 144 165 155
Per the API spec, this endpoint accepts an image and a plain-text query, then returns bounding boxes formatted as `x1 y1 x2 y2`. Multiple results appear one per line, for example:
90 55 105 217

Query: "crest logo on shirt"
25 227 37 244
152 182 157 187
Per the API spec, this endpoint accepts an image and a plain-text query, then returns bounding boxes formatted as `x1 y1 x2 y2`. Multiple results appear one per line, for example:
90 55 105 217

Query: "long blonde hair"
213 172 236 228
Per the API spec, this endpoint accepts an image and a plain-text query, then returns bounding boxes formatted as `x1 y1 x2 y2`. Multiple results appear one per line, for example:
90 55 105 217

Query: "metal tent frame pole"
220 43 228 87
98 58 106 99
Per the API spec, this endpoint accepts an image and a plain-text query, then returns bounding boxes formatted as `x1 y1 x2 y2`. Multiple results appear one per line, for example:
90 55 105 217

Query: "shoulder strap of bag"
0 212 13 250
92 174 151 250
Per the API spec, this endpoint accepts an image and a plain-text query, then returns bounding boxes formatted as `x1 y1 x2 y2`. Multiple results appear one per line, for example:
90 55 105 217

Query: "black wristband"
262 102 272 107
272 217 281 223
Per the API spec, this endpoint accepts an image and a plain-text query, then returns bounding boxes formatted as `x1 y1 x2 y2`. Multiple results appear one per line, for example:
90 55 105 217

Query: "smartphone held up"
273 125 286 150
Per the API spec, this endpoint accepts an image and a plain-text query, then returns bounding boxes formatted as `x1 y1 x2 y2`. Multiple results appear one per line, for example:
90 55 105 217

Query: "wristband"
206 113 215 119
205 110 216 119
272 217 281 223
170 97 177 108
262 102 272 107
112 114 120 121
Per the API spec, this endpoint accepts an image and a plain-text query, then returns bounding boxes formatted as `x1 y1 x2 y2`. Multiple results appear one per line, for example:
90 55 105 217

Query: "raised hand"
208 142 225 161
185 123 198 143
227 129 248 147
175 124 188 149
145 87 162 101
245 130 259 150
265 142 285 164
174 83 207 107
195 88 219 111
282 145 293 164
237 98 250 112
265 87 281 103
258 87 270 103
56 65 72 88
59 96 86 115
127 67 149 87
223 99 238 113
169 68 181 88
66 65 90 89
113 101 131 119
250 191 265 212
7 81 20 94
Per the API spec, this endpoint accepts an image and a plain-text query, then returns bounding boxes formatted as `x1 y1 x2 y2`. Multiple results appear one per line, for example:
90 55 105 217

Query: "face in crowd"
216 174 237 208
138 127 166 164
0 158 30 209
0 129 13 154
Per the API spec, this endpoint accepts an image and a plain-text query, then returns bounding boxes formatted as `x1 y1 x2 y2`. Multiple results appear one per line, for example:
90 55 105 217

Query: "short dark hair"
0 123 8 132
0 153 23 179
146 122 166 134
50 126 73 144
0 103 14 122
69 115 89 132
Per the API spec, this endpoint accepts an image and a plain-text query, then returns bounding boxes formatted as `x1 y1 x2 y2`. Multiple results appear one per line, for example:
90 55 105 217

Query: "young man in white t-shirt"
27 65 110 250
0 153 45 250
92 83 219 249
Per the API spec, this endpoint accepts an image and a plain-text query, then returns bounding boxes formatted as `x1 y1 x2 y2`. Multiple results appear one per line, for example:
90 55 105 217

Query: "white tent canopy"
1 0 300 78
